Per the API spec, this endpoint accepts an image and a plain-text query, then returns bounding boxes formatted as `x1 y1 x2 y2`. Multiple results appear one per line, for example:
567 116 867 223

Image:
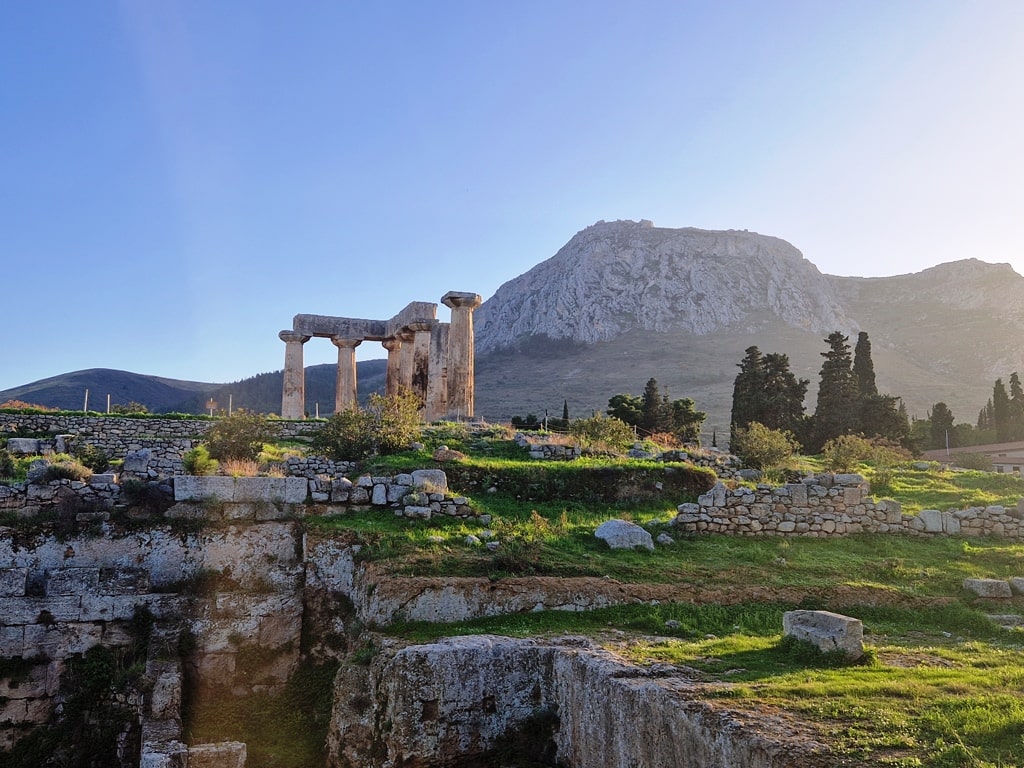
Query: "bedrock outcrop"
327 635 831 768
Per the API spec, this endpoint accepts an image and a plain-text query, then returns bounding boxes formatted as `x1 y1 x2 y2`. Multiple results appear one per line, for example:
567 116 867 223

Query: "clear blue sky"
3 1 1022 392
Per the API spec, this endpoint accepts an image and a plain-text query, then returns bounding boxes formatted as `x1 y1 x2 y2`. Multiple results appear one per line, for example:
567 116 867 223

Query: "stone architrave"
279 330 310 420
331 337 361 412
382 337 403 396
441 292 482 419
426 323 450 421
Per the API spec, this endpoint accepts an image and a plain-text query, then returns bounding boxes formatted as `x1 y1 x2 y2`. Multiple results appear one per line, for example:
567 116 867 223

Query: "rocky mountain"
475 220 853 352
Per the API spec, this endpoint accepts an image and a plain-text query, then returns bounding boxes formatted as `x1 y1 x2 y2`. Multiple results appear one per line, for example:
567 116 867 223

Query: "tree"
810 332 859 450
1009 372 1024 441
852 331 878 397
858 394 910 446
928 402 956 451
562 400 569 422
761 353 809 433
606 394 642 427
640 378 666 433
730 346 765 443
312 391 422 460
993 378 1010 442
667 397 706 443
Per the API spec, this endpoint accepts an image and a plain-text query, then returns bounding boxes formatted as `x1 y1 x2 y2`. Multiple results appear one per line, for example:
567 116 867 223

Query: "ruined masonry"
279 291 482 421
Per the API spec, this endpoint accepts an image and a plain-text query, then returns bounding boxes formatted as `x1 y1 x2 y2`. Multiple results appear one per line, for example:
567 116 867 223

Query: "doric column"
426 323 450 422
408 322 433 411
331 337 361 413
397 329 416 393
441 292 482 419
279 330 311 420
382 337 403 396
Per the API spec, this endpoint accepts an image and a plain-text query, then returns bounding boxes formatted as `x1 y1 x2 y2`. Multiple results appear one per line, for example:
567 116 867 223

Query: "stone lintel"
441 291 483 310
385 301 438 337
293 314 388 341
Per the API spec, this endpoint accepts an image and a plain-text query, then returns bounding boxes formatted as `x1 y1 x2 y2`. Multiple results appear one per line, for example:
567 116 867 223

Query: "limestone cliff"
474 220 852 353
328 634 831 768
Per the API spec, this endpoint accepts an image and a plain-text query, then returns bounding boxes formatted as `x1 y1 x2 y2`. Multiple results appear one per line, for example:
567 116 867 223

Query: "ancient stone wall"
674 474 1024 539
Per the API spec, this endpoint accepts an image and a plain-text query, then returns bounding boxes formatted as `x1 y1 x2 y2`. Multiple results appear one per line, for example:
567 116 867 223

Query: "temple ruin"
279 291 482 421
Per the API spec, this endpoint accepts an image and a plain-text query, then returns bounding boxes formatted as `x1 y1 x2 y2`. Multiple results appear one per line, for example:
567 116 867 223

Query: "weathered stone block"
963 578 1013 598
0 568 28 597
918 509 943 533
147 660 183 720
174 476 235 502
46 567 100 596
188 742 247 768
0 625 25 656
6 437 41 454
412 469 448 493
0 596 82 625
140 739 188 768
942 512 961 535
595 519 654 551
371 484 388 506
783 609 864 659
1010 577 1024 595
232 476 308 504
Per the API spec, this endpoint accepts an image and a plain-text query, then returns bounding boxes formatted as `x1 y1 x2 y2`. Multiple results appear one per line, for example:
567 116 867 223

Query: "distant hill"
0 361 388 416
5 220 1024 435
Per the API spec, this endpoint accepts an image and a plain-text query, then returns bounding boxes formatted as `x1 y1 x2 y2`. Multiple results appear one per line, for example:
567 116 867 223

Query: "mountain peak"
475 222 851 353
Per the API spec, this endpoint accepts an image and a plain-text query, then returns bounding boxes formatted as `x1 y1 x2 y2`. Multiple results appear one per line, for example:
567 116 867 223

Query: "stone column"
331 337 361 412
397 329 416 393
426 323 450 421
279 330 311 420
408 322 433 412
441 292 482 419
382 337 403 396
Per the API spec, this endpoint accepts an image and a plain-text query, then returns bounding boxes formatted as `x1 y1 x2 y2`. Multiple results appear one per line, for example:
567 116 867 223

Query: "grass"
870 465 1024 512
184 659 339 768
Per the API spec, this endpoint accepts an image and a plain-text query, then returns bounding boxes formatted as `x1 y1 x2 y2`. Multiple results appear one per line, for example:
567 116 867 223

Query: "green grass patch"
873 466 1024 512
184 659 338 768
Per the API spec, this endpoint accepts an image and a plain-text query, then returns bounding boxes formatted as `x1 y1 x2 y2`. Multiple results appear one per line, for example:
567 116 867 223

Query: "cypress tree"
928 402 956 450
761 352 808 432
562 400 569 422
640 378 664 433
730 346 765 442
993 378 1010 442
1009 372 1024 440
852 331 878 397
811 331 859 450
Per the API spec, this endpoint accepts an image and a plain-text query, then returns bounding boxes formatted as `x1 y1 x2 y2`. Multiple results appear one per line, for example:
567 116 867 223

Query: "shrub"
73 444 111 473
204 410 274 462
311 392 423 461
38 459 92 483
222 458 259 477
821 434 874 472
182 446 219 476
731 422 800 470
568 414 634 453
0 448 15 480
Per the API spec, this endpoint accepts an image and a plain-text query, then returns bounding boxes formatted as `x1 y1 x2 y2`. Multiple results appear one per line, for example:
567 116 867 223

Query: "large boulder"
595 519 654 551
783 610 864 660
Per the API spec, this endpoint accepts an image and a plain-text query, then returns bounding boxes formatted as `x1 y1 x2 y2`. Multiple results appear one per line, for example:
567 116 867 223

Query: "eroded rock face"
328 635 831 768
474 220 850 353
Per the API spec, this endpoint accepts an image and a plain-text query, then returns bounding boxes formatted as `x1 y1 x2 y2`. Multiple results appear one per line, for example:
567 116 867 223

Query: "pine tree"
640 378 664 433
811 331 859 450
852 331 878 397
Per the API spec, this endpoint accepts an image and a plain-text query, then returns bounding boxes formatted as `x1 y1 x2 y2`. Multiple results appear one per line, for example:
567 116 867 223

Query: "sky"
2 1 1023 392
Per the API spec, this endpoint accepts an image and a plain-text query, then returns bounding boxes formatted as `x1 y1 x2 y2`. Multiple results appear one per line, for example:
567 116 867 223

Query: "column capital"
331 337 362 350
382 337 402 352
279 330 311 344
441 291 482 311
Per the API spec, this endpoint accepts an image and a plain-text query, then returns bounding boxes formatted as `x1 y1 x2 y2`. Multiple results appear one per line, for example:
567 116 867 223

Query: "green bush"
182 445 219 476
311 392 423 461
568 414 634 452
731 422 800 470
821 434 874 472
951 452 994 472
73 443 111 473
204 410 274 462
0 448 15 480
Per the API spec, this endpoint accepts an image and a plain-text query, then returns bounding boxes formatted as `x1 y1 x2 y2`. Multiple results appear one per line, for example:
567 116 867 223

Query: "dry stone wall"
674 474 1024 539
